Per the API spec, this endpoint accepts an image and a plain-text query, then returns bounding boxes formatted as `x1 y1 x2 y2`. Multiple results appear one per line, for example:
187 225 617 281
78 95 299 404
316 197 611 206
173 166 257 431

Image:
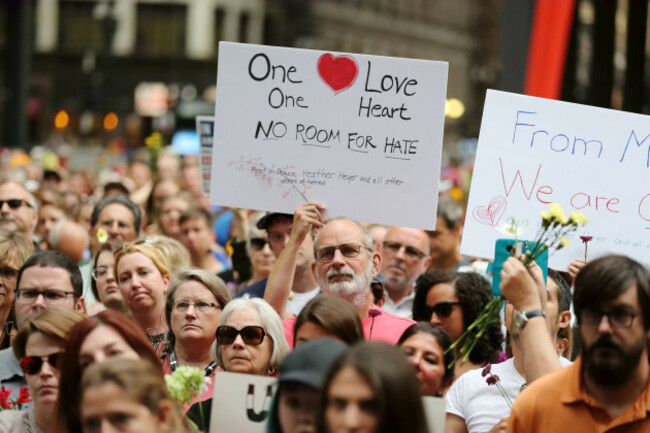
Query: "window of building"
58 1 105 53
136 3 186 57
239 12 250 43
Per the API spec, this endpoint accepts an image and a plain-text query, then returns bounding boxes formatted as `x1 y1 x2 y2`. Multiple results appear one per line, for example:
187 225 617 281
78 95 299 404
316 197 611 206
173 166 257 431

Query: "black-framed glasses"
426 301 461 319
382 241 427 259
216 325 266 345
250 237 270 251
14 288 76 305
315 242 370 263
174 300 220 314
91 266 111 281
0 199 33 210
580 308 638 329
0 267 18 283
20 352 62 375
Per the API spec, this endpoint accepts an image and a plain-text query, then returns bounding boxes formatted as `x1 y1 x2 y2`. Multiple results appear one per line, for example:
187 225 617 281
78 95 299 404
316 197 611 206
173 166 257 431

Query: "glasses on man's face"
315 242 369 263
14 288 76 305
425 301 461 319
580 308 638 329
382 241 427 260
91 266 111 281
174 300 220 314
216 325 266 345
0 199 33 210
0 267 18 283
20 352 61 375
250 237 270 251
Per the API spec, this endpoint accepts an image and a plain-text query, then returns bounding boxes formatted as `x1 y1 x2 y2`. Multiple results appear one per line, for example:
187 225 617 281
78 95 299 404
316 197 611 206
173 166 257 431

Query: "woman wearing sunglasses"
58 310 162 433
413 271 503 379
398 322 455 396
0 308 85 433
187 296 289 430
161 268 231 409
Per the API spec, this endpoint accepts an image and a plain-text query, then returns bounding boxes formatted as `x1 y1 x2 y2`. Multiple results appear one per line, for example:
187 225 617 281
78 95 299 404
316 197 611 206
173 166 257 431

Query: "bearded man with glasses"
0 250 86 402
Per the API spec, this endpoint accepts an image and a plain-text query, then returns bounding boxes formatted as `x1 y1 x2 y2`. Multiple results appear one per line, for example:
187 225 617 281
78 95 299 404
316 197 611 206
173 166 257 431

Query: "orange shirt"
507 357 650 433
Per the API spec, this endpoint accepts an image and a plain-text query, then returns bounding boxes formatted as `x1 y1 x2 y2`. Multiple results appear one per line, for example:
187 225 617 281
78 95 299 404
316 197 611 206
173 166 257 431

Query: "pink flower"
486 375 500 386
497 352 508 363
16 386 31 405
368 309 382 318
0 386 11 410
580 236 593 243
481 364 492 377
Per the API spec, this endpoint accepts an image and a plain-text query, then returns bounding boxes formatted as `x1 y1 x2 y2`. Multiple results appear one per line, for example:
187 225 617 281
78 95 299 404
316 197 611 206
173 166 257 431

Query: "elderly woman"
186 296 289 430
0 230 34 347
114 240 172 348
0 308 85 433
79 359 189 433
398 322 455 396
58 310 161 433
161 267 231 407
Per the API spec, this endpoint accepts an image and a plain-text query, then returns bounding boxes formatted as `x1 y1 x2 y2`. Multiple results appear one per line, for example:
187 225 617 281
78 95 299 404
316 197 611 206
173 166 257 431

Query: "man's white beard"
319 261 373 309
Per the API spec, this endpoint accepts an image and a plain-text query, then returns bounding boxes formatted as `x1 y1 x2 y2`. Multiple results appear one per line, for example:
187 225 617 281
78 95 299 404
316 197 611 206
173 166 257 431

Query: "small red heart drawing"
472 195 507 227
317 54 359 93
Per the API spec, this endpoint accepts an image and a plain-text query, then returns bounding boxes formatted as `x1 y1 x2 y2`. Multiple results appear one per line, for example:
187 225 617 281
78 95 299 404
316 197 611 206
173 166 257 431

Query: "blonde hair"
13 308 86 359
0 230 34 269
113 240 171 279
146 235 191 273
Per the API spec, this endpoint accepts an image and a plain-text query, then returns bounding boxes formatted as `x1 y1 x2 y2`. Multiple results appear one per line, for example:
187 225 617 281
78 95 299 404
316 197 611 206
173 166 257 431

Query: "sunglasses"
426 301 461 319
250 238 270 251
20 352 61 375
0 199 32 210
216 325 266 345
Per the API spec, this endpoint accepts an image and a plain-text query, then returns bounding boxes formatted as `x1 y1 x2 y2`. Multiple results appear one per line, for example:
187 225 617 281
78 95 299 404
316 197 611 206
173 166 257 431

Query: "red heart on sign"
472 195 507 227
317 54 359 93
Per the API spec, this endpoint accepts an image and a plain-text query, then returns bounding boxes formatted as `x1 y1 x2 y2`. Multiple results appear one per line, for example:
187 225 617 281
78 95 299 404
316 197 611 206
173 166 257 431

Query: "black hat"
278 338 347 389
256 212 293 231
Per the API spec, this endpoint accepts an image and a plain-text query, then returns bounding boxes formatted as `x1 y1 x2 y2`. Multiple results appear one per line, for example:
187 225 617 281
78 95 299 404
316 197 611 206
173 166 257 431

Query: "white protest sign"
210 42 448 229
196 115 215 195
462 90 650 269
210 371 277 433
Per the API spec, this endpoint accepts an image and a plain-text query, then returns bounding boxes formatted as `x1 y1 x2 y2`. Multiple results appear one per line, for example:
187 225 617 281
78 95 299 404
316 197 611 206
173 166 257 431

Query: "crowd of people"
0 150 648 432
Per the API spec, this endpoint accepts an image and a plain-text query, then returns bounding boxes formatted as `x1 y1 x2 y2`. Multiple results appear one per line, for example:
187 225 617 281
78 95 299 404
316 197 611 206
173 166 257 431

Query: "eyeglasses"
0 267 18 283
425 301 461 319
315 242 370 263
20 352 61 375
91 266 111 281
250 237 270 251
0 199 33 210
174 300 220 314
216 325 266 345
14 289 76 305
580 308 638 329
382 241 427 260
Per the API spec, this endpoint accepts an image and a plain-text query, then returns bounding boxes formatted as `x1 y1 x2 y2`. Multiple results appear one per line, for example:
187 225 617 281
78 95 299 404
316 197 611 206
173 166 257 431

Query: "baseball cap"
278 338 347 389
256 212 293 231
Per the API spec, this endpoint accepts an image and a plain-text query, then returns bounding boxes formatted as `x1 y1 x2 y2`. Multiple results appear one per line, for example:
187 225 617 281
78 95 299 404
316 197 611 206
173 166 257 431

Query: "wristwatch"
514 309 546 330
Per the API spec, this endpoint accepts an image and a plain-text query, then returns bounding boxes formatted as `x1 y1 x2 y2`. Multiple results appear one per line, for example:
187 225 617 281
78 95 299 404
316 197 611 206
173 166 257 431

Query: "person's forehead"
385 227 428 247
19 265 73 289
99 203 134 221
316 220 363 247
0 182 31 201
181 215 210 228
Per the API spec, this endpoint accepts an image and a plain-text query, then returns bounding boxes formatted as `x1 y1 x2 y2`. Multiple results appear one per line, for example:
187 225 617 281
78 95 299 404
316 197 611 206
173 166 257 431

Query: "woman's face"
278 383 319 433
23 332 64 408
158 198 190 238
426 282 464 341
37 205 66 238
400 332 447 396
117 252 170 314
221 307 273 376
79 325 141 370
294 322 340 348
153 181 180 213
0 257 18 323
95 251 123 306
249 238 275 277
325 366 378 433
81 382 172 433
170 280 222 346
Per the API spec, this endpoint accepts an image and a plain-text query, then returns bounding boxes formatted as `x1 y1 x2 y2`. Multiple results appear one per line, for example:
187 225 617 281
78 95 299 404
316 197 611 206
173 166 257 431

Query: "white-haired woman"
186 295 289 429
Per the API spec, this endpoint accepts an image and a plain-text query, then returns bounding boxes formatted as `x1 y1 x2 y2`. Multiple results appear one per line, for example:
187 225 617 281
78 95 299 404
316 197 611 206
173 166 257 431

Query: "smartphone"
490 238 548 296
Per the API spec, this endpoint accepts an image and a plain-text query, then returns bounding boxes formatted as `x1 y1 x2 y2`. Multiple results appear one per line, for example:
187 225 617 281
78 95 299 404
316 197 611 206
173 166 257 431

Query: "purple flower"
497 352 508 363
481 364 491 377
368 309 382 318
486 375 500 386
580 236 593 243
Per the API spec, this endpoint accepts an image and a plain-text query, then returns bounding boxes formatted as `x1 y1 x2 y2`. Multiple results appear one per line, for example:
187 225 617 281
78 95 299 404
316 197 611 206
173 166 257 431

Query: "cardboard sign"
462 90 650 268
196 115 215 195
210 42 448 229
210 371 277 433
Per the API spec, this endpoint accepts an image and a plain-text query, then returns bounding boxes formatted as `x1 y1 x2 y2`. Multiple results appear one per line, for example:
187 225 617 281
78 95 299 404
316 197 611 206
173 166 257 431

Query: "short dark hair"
413 270 503 365
574 255 650 330
178 207 213 227
17 250 83 299
91 194 142 232
398 322 455 387
257 212 293 231
548 268 572 314
436 198 465 230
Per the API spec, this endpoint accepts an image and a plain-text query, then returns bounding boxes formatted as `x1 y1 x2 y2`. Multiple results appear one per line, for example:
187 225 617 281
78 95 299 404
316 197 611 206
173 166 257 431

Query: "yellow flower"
96 228 108 244
569 211 589 226
558 236 570 250
548 203 567 221
540 210 552 221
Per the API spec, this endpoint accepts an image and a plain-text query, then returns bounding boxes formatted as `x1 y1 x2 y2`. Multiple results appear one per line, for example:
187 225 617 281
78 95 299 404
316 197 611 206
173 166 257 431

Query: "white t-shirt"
287 287 320 316
445 357 572 433
381 290 415 319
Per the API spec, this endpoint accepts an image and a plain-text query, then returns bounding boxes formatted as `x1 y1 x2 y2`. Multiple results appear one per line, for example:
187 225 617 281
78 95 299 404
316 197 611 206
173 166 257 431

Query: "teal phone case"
490 238 548 296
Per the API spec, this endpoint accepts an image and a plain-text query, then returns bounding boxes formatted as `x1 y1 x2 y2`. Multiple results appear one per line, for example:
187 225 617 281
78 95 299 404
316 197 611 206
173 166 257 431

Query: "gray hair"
313 217 374 256
213 295 289 373
90 194 141 232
